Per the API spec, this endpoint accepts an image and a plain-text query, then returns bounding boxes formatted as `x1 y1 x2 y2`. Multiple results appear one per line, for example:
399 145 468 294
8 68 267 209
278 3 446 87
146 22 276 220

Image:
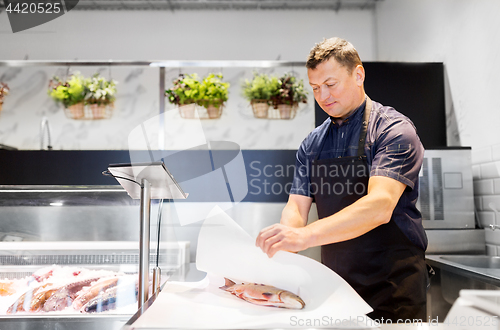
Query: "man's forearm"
280 194 312 228
306 193 391 247
280 203 307 228
305 176 405 248
255 178 404 257
281 192 394 248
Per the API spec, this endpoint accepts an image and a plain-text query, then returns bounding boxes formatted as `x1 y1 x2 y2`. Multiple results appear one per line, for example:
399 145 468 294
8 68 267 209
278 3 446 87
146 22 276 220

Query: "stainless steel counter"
0 314 130 330
426 230 485 255
427 255 500 287
426 255 500 321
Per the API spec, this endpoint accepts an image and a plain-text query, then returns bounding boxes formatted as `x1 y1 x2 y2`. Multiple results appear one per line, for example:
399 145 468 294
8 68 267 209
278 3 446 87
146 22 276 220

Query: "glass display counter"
0 185 190 330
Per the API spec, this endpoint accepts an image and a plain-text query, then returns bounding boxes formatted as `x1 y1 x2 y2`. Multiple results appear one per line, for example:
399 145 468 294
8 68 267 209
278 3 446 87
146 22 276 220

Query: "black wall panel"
0 150 296 202
315 62 447 149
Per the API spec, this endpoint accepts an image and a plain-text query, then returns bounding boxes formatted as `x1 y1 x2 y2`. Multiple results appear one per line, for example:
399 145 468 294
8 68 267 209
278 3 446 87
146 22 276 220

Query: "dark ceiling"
0 0 382 11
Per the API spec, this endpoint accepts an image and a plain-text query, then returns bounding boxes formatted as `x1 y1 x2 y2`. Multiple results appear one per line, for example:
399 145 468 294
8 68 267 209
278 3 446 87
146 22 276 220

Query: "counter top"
426 255 500 287
122 260 486 330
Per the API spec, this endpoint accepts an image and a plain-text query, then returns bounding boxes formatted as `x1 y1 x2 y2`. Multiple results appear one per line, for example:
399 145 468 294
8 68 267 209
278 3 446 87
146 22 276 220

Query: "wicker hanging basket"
265 103 299 119
178 99 224 120
199 99 224 119
89 103 113 119
178 103 197 119
205 104 223 119
277 103 298 120
250 100 270 118
64 102 114 120
65 103 84 119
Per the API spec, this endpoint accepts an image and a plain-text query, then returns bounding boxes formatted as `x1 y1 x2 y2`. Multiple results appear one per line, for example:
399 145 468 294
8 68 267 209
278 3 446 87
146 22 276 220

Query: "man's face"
307 57 365 119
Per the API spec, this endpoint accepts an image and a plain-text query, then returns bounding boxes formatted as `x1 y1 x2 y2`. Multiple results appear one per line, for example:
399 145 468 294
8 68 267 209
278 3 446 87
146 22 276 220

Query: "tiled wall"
472 144 500 255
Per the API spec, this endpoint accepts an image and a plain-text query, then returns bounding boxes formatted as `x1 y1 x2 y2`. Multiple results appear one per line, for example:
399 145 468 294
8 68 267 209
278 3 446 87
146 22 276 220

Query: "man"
255 37 428 321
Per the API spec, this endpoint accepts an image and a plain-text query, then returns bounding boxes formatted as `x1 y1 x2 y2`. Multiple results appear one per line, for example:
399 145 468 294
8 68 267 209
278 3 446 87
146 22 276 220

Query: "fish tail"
219 278 236 291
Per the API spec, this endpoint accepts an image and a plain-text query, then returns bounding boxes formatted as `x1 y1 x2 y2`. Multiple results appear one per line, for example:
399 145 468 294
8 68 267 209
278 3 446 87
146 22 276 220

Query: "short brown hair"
306 37 362 74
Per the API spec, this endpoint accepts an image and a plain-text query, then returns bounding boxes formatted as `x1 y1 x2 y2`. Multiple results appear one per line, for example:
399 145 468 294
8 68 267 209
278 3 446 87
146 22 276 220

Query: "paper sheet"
131 207 374 329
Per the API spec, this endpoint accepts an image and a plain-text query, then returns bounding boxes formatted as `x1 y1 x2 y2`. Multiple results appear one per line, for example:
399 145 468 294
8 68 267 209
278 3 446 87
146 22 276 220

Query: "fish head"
279 291 305 309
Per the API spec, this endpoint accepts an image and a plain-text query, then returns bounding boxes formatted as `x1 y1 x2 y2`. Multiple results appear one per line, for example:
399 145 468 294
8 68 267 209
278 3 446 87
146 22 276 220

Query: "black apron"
311 97 427 321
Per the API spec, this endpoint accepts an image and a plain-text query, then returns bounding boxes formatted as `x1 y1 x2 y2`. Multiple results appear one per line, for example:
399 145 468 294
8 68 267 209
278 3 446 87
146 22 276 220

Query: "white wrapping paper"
131 206 374 329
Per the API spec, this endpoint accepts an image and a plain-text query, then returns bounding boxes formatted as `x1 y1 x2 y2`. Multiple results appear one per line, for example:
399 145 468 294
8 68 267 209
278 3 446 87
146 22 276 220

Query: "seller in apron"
256 37 428 321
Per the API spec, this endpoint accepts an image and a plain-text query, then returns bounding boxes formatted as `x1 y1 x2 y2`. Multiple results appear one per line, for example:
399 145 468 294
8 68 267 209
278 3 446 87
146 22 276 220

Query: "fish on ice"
81 277 138 313
71 277 119 311
219 278 305 309
43 277 101 312
7 283 57 314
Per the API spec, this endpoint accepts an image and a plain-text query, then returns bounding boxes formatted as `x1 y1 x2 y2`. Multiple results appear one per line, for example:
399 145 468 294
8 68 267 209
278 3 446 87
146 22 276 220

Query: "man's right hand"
255 223 312 258
255 194 313 257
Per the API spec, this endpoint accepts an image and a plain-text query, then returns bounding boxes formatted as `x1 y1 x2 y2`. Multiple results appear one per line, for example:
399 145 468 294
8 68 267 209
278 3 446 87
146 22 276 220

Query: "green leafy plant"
0 82 9 111
85 73 117 106
241 72 280 104
197 73 230 108
48 72 117 108
165 73 230 109
165 73 201 106
0 82 9 99
270 73 308 108
48 72 86 108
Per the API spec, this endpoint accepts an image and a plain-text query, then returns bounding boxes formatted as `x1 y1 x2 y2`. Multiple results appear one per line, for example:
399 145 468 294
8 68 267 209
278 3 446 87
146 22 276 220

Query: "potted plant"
84 73 117 119
48 73 86 118
270 73 308 119
242 72 280 118
165 73 201 118
0 83 10 112
197 73 230 119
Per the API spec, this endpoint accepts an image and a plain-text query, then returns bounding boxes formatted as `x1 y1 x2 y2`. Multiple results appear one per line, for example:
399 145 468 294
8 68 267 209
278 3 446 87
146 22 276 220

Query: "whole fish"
29 286 59 312
219 278 305 309
31 268 54 283
43 277 101 312
81 279 138 313
0 281 15 296
71 277 119 311
7 283 55 314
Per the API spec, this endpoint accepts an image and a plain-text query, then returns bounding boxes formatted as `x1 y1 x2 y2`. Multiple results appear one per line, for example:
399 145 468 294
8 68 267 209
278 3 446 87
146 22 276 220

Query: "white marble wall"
0 65 314 150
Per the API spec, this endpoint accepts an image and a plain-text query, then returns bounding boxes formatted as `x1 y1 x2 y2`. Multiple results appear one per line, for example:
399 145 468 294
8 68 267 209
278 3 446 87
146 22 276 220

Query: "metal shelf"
0 60 305 67
149 60 306 67
0 60 152 67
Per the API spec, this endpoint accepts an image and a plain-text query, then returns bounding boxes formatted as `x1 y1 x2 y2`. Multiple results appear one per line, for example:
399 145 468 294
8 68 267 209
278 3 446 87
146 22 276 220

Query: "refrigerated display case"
0 185 190 330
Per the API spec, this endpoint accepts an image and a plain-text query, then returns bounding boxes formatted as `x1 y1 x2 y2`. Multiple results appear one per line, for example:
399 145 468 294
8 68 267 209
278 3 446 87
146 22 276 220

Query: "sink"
441 255 500 269
426 255 500 317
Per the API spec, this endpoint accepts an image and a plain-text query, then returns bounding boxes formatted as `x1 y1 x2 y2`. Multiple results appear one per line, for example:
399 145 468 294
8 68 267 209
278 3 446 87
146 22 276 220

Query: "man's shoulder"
367 99 424 155
369 99 417 132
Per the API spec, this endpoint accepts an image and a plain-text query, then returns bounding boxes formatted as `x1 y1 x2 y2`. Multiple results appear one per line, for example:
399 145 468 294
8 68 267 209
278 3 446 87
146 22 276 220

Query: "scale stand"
107 162 188 309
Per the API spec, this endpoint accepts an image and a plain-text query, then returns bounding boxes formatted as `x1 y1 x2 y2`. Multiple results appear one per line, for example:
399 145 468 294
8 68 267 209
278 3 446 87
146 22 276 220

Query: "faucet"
488 203 500 230
40 117 53 150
